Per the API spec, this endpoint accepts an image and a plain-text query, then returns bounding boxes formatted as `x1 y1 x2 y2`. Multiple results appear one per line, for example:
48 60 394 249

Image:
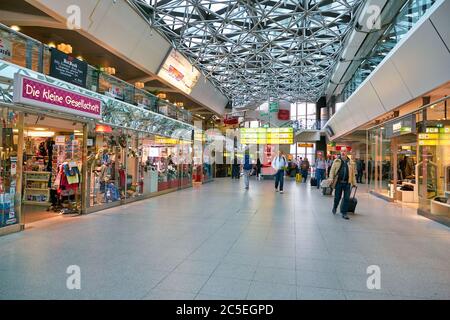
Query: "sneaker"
332 208 337 215
342 215 350 220
280 191 284 194
275 189 279 192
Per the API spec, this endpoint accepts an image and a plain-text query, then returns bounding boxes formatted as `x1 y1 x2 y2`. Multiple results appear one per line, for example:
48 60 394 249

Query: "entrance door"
22 113 85 224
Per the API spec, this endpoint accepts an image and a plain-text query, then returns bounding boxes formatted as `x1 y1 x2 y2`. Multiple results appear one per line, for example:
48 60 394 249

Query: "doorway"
22 113 84 224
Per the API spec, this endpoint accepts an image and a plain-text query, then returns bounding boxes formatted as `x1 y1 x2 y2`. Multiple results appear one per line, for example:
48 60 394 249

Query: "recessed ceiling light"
33 127 48 131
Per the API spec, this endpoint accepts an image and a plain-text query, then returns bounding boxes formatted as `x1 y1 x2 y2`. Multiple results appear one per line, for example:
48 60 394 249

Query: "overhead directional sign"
240 127 293 144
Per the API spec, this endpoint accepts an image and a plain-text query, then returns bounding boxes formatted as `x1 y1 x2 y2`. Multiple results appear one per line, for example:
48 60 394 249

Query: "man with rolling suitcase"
329 148 356 220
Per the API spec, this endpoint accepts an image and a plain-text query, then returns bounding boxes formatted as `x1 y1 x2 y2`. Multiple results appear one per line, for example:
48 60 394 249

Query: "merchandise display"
22 129 83 215
0 109 19 227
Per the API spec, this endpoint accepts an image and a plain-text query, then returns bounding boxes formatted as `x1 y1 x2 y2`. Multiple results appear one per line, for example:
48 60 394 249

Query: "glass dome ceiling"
132 0 364 107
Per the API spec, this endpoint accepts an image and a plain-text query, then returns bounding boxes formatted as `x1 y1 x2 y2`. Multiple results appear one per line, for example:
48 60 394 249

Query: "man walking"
315 153 327 189
356 158 364 183
272 150 287 194
329 148 356 220
243 151 252 190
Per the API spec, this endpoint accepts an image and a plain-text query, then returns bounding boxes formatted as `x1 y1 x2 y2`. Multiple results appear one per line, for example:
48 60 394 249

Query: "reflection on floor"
23 205 59 224
1 178 449 300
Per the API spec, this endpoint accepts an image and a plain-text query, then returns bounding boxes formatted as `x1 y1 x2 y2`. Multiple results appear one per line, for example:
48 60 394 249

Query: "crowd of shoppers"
231 147 370 220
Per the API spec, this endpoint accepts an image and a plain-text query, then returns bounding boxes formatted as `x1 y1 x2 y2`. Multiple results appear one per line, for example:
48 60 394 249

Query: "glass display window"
416 97 450 225
0 108 20 228
87 128 126 209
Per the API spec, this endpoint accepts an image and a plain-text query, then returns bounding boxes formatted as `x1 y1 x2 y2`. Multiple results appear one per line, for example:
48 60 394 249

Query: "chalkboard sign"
49 48 87 88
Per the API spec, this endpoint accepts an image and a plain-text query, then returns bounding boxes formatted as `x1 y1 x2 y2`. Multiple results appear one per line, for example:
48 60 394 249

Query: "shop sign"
49 48 88 88
0 36 12 60
277 109 290 120
298 143 314 148
385 114 416 138
13 74 102 119
426 127 439 133
95 124 112 133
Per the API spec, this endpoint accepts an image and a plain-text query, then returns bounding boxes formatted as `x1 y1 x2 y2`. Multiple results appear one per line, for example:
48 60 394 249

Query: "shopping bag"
296 173 302 183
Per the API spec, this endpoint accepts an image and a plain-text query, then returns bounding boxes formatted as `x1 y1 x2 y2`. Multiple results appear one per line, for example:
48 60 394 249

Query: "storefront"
0 62 194 235
367 96 450 226
368 114 418 203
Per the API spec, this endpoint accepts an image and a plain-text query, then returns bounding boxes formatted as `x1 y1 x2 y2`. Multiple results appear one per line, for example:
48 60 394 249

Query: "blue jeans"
334 182 351 215
316 169 326 189
275 170 284 191
244 170 251 188
301 170 308 182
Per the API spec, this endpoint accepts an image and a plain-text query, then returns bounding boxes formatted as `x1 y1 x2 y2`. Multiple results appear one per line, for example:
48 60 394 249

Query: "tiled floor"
0 178 449 300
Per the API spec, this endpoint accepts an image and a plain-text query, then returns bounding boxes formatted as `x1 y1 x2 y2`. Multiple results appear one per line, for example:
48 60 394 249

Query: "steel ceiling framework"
131 0 364 108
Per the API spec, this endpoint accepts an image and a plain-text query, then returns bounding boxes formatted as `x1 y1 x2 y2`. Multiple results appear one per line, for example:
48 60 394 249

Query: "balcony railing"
0 23 192 124
339 0 436 103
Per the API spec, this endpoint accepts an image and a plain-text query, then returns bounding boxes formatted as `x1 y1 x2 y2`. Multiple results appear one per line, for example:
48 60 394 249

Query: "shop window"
87 131 126 208
0 109 20 228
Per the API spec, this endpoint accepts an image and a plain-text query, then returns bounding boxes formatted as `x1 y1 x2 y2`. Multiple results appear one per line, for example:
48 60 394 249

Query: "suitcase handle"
351 185 357 199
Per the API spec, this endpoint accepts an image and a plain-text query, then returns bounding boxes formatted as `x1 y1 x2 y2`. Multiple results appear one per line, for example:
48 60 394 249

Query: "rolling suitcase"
310 177 317 187
296 173 302 183
347 186 358 213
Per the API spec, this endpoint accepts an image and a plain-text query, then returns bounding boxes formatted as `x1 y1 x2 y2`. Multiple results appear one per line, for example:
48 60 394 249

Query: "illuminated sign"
154 136 191 145
426 127 439 133
158 49 200 94
240 128 293 144
392 122 402 132
385 114 415 138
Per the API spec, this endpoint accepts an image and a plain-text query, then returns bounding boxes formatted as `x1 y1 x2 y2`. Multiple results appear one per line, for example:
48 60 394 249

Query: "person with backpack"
272 150 287 194
329 148 356 220
243 151 252 190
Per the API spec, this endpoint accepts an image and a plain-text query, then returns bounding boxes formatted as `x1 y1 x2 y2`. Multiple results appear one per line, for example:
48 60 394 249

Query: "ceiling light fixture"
10 25 20 32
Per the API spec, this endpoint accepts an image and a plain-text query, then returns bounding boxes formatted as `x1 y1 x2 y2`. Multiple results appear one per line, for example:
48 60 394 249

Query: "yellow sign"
155 136 191 145
418 133 438 140
240 128 293 144
426 127 439 133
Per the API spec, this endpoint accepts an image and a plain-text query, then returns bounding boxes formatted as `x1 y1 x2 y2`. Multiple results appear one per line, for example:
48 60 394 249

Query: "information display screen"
240 128 293 144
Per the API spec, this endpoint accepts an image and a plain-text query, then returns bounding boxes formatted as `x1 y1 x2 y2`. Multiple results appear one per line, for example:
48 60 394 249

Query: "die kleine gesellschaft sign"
13 73 102 119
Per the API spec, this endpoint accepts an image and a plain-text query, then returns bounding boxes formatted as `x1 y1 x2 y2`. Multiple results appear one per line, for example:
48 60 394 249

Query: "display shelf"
23 200 49 206
23 171 51 206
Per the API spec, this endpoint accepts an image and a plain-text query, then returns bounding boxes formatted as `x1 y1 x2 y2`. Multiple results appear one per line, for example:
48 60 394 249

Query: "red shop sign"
277 109 290 120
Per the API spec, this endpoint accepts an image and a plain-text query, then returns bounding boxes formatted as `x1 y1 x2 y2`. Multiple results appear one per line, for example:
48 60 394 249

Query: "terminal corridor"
0 179 449 300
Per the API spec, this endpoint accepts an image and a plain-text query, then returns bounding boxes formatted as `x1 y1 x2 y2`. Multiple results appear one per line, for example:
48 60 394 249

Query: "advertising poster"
157 49 200 94
0 36 12 60
49 48 88 87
